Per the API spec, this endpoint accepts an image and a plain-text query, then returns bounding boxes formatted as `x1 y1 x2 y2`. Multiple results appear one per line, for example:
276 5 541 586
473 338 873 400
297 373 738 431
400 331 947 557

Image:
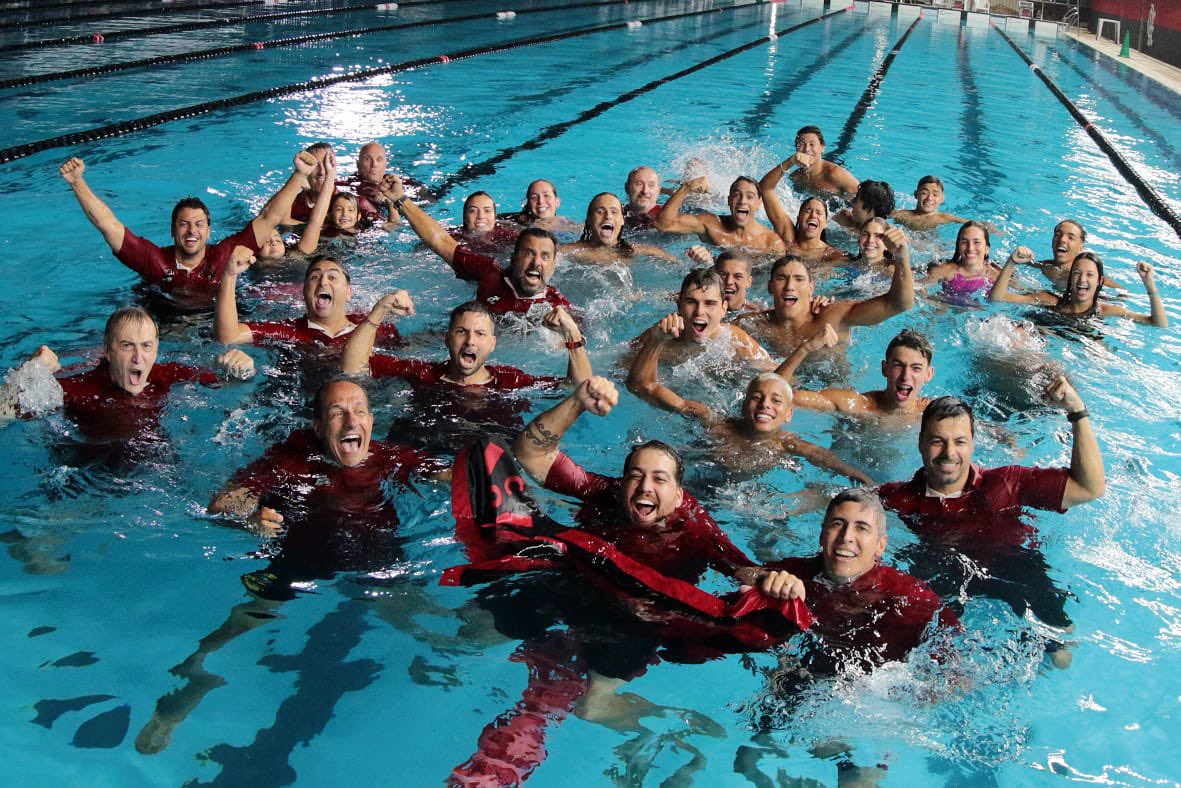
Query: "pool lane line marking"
0 3 757 165
1 0 274 30
0 0 647 89
1042 42 1181 168
827 15 920 162
0 0 494 53
432 8 849 200
1062 37 1181 126
993 26 1181 241
730 22 869 139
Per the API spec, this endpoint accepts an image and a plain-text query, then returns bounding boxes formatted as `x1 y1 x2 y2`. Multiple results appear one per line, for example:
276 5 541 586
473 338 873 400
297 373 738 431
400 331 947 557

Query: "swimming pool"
2 0 1180 784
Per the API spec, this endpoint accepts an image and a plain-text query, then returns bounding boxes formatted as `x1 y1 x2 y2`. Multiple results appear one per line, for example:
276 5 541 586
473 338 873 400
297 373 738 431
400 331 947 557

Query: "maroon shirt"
56 360 214 442
114 223 261 293
765 554 959 672
244 313 402 349
450 246 571 316
542 452 751 584
879 464 1068 553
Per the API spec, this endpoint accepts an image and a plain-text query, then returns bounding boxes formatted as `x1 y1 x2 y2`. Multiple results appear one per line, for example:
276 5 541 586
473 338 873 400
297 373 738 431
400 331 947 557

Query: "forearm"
513 395 585 482
653 186 699 233
886 248 914 312
295 181 333 254
214 277 252 344
988 259 1018 302
69 179 125 250
565 343 592 384
208 485 259 518
734 566 767 587
1145 282 1168 327
774 343 814 380
1062 413 1105 507
789 437 872 484
340 315 379 374
256 170 306 232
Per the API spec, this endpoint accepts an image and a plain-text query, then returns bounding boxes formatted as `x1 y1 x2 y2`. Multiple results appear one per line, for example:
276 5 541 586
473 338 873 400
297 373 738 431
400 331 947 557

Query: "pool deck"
1061 25 1181 95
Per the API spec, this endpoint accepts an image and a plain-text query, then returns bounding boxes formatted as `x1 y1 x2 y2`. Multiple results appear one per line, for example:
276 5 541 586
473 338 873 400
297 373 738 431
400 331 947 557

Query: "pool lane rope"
827 15 921 161
0 0 482 53
0 0 642 90
993 25 1181 241
432 7 850 200
1 0 270 30
0 2 757 165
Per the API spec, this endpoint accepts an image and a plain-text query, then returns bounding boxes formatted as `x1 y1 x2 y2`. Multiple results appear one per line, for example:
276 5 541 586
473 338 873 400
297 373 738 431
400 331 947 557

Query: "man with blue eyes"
878 386 1105 665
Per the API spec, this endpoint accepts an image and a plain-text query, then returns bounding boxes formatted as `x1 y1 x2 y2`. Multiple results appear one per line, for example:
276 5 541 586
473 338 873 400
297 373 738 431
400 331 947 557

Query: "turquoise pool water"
2 1 1180 784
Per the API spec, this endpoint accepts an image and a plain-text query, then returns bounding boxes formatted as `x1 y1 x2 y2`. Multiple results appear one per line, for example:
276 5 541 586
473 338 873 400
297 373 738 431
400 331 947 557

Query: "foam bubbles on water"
964 315 1046 357
1 360 63 418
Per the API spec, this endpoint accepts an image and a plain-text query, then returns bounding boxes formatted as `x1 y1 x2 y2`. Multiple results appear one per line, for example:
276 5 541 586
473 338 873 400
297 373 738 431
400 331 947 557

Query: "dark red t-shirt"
56 360 214 442
114 223 262 293
764 554 959 672
244 314 402 349
542 452 751 584
449 246 571 316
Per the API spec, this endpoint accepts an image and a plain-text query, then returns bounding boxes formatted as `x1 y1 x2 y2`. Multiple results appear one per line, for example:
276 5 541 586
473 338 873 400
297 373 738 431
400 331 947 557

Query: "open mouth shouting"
596 219 617 244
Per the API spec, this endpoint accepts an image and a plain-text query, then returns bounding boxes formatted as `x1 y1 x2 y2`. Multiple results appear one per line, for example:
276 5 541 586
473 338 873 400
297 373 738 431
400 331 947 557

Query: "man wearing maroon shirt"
343 299 589 453
753 488 959 676
2 307 254 444
383 173 572 317
511 376 763 720
215 253 406 352
58 151 316 298
877 382 1105 664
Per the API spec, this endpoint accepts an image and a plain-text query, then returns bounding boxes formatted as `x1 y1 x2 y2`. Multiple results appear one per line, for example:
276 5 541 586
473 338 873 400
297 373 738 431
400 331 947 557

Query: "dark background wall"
1085 0 1181 68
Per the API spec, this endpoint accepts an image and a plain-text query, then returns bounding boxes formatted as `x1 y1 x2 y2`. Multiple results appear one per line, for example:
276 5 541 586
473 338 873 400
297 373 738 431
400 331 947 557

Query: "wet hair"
856 217 892 262
796 197 828 225
303 255 350 283
311 376 367 421
522 179 558 217
856 180 895 219
678 267 725 298
915 175 943 191
920 396 975 438
1057 251 1105 317
306 141 333 156
578 193 633 256
769 255 811 280
463 190 498 215
949 220 992 266
795 125 825 147
715 249 752 272
824 487 887 534
103 306 157 351
748 372 792 399
512 227 559 259
448 300 496 334
885 329 933 364
1053 219 1087 245
171 196 211 227
624 439 684 486
729 176 760 197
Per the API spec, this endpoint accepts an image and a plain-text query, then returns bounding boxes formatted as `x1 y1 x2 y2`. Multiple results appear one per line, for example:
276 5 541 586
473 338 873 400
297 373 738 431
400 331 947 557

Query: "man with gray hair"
752 487 958 673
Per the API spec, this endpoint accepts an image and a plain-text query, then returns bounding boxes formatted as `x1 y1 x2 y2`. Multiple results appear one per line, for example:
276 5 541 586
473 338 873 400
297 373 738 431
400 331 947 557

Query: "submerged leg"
135 595 284 755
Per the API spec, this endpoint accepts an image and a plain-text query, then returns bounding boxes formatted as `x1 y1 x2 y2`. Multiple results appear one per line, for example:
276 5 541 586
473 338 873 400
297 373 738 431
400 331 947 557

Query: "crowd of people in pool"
2 124 1169 779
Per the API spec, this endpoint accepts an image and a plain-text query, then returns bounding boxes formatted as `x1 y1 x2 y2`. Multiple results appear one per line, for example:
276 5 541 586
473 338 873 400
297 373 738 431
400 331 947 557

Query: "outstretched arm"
758 157 797 242
340 290 415 374
252 150 318 246
214 246 258 345
385 174 459 264
1129 262 1168 327
988 249 1047 305
625 316 713 421
0 346 63 421
541 306 592 383
843 226 914 327
1044 375 1105 509
59 157 126 253
782 434 873 484
653 177 711 235
513 376 618 483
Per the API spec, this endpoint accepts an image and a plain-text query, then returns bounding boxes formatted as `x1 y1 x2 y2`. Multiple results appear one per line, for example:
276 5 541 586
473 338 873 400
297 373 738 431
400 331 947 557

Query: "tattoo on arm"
524 420 561 449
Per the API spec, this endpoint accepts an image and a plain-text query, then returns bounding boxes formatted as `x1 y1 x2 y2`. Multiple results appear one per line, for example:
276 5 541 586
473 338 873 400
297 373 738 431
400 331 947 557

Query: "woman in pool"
990 250 1167 327
506 178 581 233
851 217 895 268
562 193 678 264
774 197 849 264
921 220 1012 302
